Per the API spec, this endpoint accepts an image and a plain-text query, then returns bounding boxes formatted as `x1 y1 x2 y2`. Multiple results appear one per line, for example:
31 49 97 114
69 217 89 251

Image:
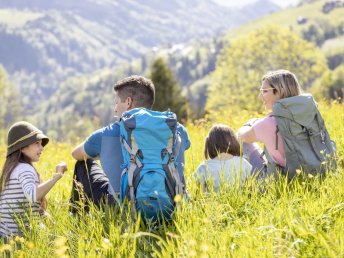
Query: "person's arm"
192 163 209 192
72 129 103 161
71 143 90 161
237 118 259 143
36 162 67 200
177 123 191 150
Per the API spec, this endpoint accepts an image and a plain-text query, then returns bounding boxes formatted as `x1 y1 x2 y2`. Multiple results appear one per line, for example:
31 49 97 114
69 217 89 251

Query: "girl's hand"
37 163 68 199
56 162 68 174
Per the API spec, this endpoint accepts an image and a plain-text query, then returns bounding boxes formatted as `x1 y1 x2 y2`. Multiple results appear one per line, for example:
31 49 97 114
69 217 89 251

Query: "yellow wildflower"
55 236 67 248
55 246 68 256
174 194 182 203
101 238 112 250
188 239 197 246
201 243 209 252
27 241 35 250
189 250 197 257
1 244 12 252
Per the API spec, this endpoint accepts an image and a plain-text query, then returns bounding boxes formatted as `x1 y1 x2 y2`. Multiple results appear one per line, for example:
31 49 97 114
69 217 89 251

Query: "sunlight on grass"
0 101 343 257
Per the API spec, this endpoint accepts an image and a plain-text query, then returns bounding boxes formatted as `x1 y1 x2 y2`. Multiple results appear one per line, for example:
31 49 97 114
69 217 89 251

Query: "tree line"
0 24 343 141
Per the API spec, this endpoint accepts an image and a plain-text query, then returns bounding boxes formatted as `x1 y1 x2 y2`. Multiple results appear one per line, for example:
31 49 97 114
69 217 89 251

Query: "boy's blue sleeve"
177 123 191 150
83 129 103 158
175 123 190 186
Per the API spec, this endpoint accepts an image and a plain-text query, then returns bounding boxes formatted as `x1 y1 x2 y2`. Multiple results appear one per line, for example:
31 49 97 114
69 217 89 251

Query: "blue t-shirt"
175 123 191 184
84 122 190 193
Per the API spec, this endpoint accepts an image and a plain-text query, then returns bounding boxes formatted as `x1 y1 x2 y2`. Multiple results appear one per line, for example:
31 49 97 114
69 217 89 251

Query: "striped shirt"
0 163 41 237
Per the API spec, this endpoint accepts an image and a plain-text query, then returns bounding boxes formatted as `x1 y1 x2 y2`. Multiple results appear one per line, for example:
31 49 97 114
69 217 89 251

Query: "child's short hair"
204 124 240 159
113 75 155 109
262 69 302 99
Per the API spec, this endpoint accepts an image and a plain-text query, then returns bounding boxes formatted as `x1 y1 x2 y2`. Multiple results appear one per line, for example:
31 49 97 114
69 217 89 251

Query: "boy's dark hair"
113 75 155 109
204 124 240 159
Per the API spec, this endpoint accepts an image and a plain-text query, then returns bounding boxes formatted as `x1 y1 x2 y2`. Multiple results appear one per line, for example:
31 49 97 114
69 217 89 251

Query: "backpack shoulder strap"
165 133 184 196
164 116 184 196
264 146 284 178
120 135 143 218
267 114 280 151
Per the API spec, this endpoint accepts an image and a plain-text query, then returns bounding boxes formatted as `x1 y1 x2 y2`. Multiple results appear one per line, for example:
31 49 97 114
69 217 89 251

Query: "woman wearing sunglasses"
237 70 302 178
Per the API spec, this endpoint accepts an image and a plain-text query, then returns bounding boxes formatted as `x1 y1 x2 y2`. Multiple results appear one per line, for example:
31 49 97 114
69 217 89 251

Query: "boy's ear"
126 96 133 109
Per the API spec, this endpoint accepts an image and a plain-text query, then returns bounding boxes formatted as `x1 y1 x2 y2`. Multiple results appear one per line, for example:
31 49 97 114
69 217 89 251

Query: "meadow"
0 101 343 257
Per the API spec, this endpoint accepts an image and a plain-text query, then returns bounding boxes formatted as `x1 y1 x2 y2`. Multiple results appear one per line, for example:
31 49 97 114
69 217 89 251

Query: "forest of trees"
0 65 21 129
0 0 343 141
302 19 344 47
206 25 329 115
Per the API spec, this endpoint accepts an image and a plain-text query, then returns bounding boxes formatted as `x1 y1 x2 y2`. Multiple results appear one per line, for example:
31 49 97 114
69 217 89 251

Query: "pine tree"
149 58 188 121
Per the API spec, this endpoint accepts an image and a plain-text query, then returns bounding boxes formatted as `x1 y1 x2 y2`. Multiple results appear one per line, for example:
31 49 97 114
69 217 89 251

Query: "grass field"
0 101 343 257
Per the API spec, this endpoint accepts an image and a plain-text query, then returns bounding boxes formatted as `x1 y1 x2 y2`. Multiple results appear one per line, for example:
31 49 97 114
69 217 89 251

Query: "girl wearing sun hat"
0 121 67 237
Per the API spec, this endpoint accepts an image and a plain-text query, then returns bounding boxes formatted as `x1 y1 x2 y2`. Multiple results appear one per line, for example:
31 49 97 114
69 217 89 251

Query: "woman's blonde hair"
262 69 302 99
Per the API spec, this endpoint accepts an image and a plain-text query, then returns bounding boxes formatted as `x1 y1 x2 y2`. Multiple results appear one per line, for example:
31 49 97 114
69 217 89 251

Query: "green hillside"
322 35 344 50
35 0 344 140
188 0 344 117
224 0 344 47
2 0 343 140
0 0 279 112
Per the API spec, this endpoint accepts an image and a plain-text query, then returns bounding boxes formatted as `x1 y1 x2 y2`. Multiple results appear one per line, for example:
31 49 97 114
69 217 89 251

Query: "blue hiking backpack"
119 108 184 221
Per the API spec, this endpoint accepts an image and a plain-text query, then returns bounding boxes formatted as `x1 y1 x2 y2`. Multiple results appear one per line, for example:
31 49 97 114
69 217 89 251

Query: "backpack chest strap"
158 135 183 198
275 126 279 150
120 136 143 168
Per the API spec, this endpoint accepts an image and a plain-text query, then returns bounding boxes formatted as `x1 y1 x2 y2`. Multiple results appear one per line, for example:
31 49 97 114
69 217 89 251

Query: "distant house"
297 16 307 25
322 0 344 14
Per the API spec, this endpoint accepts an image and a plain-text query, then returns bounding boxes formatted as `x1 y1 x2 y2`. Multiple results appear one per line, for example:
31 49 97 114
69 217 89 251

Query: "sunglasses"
259 87 275 93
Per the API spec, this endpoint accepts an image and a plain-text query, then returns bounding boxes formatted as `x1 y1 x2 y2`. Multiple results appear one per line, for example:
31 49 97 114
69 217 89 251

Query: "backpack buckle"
320 130 325 144
307 129 313 136
170 154 175 163
161 148 174 163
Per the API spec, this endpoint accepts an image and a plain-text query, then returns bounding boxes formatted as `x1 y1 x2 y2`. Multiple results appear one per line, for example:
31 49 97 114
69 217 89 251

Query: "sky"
213 0 301 8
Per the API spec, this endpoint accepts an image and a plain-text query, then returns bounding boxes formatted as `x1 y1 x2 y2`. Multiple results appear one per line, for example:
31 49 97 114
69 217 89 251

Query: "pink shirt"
252 115 286 167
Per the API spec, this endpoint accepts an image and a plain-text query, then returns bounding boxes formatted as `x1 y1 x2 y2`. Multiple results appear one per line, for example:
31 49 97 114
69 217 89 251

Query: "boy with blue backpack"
70 75 190 220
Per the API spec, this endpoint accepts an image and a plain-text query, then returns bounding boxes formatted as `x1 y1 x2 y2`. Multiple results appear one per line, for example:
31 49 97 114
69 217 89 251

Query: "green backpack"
266 94 337 179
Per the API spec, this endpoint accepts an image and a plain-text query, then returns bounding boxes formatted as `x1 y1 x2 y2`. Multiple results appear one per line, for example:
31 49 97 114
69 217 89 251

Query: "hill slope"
0 0 280 108
31 0 344 139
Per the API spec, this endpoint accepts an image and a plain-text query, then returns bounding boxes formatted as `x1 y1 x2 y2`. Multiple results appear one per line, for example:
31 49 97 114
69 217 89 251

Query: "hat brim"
6 133 49 157
37 132 49 147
